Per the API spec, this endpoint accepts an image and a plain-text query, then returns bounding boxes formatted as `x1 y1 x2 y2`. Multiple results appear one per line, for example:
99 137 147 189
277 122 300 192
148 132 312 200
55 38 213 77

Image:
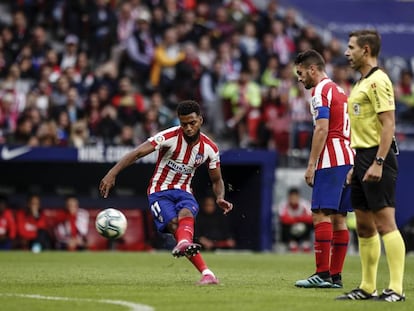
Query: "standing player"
99 100 233 285
336 29 405 302
293 50 354 288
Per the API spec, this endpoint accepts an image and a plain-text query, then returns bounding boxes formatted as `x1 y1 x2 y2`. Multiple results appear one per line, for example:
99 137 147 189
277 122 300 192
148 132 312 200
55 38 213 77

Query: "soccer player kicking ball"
99 100 233 285
293 50 354 289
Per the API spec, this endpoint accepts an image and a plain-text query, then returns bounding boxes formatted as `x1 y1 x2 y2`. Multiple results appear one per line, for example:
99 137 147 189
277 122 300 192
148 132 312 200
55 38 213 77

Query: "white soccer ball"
95 208 128 239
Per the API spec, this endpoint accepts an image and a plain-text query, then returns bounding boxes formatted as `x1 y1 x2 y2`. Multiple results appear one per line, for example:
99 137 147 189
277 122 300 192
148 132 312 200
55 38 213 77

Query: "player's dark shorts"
148 189 199 232
312 164 353 213
352 147 398 211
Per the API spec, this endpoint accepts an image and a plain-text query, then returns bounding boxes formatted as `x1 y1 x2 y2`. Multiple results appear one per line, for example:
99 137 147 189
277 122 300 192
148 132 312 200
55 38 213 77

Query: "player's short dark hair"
294 49 325 71
177 100 201 116
349 29 381 57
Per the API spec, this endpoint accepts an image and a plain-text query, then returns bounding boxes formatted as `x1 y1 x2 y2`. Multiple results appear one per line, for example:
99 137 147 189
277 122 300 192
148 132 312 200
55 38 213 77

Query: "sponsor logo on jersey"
166 159 194 175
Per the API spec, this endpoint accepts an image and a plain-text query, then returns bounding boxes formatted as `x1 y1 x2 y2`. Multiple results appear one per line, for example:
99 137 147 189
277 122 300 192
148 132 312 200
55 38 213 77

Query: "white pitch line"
0 293 155 311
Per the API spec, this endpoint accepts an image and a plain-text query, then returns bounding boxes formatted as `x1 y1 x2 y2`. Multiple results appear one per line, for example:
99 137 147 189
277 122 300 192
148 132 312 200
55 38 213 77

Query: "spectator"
84 92 102 139
10 11 30 57
29 79 53 118
134 107 161 143
395 69 414 121
73 51 96 99
147 91 177 128
0 195 16 250
69 120 90 148
211 6 236 46
15 194 51 251
0 27 15 77
88 0 118 64
239 21 260 60
62 87 84 124
96 105 122 145
277 187 313 252
60 34 79 70
111 76 145 126
115 124 136 146
125 10 155 87
200 59 226 137
30 26 51 79
216 41 242 83
54 196 89 251
149 5 170 43
195 195 236 251
149 27 185 96
56 110 71 146
36 119 59 146
270 19 295 65
174 42 202 101
221 69 262 147
5 114 34 146
257 86 291 154
289 85 313 151
261 54 281 88
0 90 19 138
197 35 216 70
50 75 71 117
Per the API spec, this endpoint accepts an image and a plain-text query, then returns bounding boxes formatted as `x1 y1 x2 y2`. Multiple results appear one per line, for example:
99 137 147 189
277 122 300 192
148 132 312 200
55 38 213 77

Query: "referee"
336 29 405 302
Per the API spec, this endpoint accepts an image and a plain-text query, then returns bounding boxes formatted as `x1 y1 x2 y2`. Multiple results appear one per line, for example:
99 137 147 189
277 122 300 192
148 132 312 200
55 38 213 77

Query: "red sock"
314 222 333 274
187 253 208 273
330 229 349 275
174 217 194 243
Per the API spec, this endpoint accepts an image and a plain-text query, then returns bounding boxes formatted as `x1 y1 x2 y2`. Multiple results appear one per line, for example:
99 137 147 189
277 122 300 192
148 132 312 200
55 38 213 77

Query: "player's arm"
99 141 156 198
208 167 233 214
305 112 329 186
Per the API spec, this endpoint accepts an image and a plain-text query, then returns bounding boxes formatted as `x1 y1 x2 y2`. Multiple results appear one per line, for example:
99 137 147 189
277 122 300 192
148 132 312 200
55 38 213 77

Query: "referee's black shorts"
351 147 398 211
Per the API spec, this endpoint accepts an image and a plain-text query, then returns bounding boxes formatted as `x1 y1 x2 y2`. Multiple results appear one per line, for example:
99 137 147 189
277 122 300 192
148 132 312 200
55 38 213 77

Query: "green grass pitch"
0 251 413 311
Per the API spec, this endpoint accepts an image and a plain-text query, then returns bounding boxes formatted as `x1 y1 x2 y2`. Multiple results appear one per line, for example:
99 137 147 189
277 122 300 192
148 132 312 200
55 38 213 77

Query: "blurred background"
0 0 413 253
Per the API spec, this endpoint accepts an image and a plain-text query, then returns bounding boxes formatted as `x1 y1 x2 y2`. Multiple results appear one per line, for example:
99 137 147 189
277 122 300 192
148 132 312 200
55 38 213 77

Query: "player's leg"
295 209 333 288
148 191 200 257
170 207 201 257
295 167 335 288
330 179 352 288
372 152 405 301
170 190 218 285
313 210 333 278
375 207 405 300
330 213 349 288
336 154 380 300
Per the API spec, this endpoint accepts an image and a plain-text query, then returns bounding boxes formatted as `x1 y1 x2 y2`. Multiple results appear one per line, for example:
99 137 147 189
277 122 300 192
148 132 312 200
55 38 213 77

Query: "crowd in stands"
0 0 413 159
0 193 86 251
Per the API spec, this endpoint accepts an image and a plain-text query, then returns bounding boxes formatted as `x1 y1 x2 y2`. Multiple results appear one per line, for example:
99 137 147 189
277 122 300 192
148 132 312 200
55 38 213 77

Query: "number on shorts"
151 201 163 222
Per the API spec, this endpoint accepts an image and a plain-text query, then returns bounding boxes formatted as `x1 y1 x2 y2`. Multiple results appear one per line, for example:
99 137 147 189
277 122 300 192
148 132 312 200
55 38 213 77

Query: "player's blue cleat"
295 274 332 288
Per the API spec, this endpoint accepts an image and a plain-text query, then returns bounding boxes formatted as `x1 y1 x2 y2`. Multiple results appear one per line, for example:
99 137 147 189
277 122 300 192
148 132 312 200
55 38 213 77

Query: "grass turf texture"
0 252 413 311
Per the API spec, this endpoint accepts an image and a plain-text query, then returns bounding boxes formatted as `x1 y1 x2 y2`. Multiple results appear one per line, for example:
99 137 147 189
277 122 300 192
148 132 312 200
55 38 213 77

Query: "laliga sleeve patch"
154 135 165 147
315 106 329 120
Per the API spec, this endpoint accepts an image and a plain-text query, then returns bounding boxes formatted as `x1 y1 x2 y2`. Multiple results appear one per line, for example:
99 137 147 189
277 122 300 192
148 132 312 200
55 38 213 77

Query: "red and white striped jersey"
310 78 354 169
147 126 220 194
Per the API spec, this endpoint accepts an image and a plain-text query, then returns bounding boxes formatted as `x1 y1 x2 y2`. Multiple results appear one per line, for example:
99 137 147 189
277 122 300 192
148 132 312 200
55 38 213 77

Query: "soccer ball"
95 208 128 239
